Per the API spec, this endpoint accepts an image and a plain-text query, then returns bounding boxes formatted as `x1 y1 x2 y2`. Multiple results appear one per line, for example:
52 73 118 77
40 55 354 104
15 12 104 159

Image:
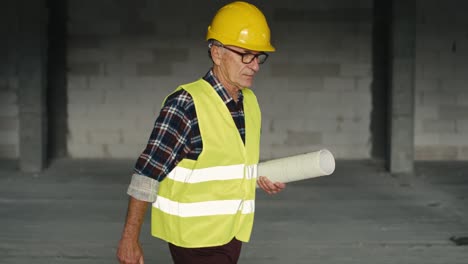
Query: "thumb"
139 255 144 264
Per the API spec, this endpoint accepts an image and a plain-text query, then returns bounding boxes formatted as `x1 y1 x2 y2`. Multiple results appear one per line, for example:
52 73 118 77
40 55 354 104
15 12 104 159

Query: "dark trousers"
168 238 242 264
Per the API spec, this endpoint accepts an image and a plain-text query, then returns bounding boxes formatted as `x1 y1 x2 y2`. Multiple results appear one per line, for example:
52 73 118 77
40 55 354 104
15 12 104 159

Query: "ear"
211 45 223 66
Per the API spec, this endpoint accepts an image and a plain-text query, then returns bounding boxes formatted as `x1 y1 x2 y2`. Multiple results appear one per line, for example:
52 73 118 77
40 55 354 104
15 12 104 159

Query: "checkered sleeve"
127 90 193 202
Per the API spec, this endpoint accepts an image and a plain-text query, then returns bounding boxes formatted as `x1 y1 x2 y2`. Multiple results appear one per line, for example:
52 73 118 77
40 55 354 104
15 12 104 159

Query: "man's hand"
117 197 148 264
257 176 286 195
117 238 144 264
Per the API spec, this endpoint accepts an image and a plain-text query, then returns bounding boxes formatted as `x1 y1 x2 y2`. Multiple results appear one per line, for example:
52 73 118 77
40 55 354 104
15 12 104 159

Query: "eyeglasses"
220 45 269 64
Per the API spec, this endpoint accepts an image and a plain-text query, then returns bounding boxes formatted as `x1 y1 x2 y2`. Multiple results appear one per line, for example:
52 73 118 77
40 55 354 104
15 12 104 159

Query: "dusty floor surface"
1 159 467 263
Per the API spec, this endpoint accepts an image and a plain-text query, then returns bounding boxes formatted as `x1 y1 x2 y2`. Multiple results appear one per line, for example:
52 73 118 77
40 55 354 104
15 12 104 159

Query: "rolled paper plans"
257 149 335 185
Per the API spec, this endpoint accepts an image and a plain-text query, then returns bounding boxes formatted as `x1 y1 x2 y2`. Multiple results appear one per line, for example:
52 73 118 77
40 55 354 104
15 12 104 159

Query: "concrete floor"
1 158 467 263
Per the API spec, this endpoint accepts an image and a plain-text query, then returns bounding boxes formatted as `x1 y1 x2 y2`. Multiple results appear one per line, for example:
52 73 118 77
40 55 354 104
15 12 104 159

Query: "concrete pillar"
17 0 48 172
388 0 416 176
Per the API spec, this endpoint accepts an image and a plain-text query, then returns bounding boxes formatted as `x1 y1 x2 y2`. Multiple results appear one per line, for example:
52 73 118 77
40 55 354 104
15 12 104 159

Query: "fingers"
116 239 143 264
271 181 286 194
274 182 286 189
258 176 286 195
258 176 272 193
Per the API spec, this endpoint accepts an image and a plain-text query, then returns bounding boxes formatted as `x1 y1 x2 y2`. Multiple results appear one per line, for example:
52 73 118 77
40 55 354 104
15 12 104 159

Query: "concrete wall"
414 0 468 160
1 0 468 162
0 2 20 159
66 0 374 160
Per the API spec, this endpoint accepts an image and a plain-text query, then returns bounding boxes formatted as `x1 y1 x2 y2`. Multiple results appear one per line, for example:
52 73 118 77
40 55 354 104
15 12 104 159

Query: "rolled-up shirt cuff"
127 173 160 203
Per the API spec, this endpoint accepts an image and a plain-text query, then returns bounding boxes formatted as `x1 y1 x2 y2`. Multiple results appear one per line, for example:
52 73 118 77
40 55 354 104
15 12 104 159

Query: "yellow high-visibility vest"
151 79 261 248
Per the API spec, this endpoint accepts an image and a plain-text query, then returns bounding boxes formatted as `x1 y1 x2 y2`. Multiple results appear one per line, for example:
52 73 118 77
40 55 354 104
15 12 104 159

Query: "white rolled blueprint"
257 149 335 184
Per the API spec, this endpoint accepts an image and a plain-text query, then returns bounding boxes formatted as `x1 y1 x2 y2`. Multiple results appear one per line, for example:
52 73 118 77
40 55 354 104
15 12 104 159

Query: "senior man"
117 2 285 263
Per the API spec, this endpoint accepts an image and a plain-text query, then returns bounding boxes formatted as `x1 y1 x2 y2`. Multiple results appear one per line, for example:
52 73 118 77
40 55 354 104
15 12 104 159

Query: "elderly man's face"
217 45 261 90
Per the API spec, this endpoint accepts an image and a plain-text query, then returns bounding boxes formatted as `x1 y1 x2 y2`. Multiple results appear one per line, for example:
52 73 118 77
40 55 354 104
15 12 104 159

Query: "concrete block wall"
414 0 468 160
2 1 466 161
258 1 373 159
66 0 374 160
0 2 19 159
66 0 214 159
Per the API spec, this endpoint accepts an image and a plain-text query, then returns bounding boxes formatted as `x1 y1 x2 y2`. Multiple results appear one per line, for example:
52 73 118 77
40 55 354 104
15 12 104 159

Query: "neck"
213 67 239 102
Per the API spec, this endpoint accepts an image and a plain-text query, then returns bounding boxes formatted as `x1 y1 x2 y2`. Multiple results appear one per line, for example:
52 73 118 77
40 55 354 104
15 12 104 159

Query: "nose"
249 57 260 72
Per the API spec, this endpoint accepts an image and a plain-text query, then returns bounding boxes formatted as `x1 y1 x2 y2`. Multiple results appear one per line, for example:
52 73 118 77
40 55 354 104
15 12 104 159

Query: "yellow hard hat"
206 1 275 52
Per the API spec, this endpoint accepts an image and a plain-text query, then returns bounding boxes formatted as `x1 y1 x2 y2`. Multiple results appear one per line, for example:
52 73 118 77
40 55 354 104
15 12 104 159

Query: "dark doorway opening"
370 0 391 167
47 0 68 159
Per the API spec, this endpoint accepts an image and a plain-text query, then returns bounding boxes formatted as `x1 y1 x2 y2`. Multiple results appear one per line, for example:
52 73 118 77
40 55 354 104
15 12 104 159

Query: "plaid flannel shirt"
127 69 246 202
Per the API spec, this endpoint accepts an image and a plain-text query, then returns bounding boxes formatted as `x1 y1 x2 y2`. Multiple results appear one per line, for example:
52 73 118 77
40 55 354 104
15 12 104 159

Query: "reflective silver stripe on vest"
153 196 255 217
167 164 257 183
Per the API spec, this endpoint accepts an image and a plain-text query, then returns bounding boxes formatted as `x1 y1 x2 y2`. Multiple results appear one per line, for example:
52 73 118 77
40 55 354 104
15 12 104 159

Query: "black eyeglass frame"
216 44 269 64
